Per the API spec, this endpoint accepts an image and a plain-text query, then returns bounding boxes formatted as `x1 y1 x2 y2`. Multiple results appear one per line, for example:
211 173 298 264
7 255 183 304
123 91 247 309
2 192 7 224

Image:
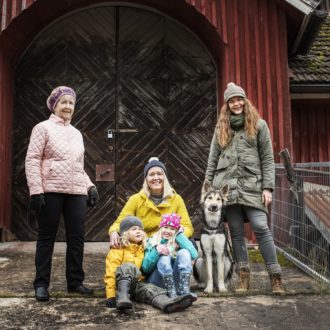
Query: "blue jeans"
146 249 192 289
226 204 281 274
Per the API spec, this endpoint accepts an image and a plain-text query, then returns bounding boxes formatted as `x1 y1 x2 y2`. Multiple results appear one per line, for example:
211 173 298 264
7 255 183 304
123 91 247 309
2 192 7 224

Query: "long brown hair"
216 98 260 148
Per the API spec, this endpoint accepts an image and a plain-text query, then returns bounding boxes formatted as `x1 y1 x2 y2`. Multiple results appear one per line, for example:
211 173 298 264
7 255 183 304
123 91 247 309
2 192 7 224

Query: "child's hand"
156 244 169 255
105 297 116 308
178 225 185 234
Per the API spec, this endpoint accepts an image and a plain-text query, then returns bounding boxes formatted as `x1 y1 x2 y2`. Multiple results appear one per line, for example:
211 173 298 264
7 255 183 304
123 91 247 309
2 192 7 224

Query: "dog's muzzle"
208 204 219 212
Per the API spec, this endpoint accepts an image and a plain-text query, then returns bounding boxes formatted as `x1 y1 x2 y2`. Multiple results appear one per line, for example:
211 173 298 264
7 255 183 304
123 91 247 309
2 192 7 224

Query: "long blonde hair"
216 98 260 148
142 169 174 199
148 227 178 258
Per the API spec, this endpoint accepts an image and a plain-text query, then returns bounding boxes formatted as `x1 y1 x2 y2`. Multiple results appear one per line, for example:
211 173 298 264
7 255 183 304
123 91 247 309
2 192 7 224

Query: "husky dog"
193 180 234 293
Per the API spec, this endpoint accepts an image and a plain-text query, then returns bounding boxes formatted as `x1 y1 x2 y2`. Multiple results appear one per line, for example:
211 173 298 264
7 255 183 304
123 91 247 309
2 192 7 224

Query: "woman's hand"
262 189 273 207
29 194 45 215
88 186 99 207
156 244 169 255
109 231 121 249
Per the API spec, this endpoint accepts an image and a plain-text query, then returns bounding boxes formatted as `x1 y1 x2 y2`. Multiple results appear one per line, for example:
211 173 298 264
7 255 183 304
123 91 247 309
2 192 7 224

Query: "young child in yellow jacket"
104 216 196 312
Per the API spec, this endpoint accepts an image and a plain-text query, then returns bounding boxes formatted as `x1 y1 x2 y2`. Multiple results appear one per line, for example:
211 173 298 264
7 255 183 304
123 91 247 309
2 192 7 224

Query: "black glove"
105 298 116 308
88 186 99 207
29 194 45 215
27 194 45 230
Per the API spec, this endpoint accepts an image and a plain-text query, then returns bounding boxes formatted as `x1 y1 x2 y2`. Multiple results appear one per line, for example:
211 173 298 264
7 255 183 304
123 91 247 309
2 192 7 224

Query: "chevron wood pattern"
12 6 216 241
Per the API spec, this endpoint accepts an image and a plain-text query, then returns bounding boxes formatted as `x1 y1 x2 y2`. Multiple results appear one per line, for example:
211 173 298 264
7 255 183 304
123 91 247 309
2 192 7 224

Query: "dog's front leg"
201 235 214 294
204 252 214 294
215 234 227 292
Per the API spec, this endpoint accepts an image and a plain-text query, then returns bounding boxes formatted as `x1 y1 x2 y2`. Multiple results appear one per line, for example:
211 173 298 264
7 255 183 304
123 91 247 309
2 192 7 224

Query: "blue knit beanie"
143 157 167 178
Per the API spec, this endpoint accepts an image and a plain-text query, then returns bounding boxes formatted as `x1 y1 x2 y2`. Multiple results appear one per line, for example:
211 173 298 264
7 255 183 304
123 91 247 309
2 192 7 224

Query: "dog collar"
201 226 224 235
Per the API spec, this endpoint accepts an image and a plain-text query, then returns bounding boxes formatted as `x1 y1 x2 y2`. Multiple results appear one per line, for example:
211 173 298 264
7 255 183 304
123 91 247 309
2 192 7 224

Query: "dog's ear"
201 179 212 203
220 184 229 202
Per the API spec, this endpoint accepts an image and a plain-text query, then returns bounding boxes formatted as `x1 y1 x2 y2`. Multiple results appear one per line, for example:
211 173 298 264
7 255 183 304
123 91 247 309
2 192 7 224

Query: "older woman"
109 157 194 248
25 86 99 301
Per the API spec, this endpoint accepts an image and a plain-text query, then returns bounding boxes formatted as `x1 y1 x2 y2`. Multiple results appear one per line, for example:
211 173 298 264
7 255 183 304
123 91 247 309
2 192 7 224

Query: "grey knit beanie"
120 216 144 235
143 157 167 178
224 82 246 102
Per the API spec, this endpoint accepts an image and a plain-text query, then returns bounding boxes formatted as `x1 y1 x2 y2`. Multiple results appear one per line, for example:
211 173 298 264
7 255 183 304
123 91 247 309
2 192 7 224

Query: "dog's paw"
197 283 206 289
204 286 213 294
218 284 227 293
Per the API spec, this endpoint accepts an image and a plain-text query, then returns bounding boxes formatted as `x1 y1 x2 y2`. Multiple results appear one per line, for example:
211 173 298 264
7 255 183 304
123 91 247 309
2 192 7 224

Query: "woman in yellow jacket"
109 157 194 248
104 216 196 312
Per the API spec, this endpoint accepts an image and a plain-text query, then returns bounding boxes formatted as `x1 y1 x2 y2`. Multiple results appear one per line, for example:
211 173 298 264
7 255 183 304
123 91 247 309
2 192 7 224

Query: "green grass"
248 248 295 267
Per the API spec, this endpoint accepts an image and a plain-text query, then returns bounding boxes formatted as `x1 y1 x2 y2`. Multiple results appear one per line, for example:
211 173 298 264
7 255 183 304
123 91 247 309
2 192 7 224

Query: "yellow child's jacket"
104 243 145 298
108 190 194 238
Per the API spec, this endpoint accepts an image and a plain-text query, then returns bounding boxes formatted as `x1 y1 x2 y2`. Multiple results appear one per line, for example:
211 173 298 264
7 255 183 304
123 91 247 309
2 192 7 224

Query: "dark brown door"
12 6 216 241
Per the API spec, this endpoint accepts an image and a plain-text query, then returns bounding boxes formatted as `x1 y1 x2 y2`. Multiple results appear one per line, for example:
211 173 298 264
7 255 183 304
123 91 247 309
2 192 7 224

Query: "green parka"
205 119 275 213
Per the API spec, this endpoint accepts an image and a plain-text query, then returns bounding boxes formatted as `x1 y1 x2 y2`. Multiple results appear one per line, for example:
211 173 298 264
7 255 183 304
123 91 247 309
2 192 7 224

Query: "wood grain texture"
12 6 216 240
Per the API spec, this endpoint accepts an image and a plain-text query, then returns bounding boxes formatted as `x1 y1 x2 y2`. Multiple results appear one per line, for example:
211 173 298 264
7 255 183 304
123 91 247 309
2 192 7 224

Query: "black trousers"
34 193 86 290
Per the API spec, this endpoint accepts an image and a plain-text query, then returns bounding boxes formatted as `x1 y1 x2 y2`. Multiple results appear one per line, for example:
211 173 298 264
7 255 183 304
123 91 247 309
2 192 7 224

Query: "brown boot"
270 273 285 294
235 268 250 293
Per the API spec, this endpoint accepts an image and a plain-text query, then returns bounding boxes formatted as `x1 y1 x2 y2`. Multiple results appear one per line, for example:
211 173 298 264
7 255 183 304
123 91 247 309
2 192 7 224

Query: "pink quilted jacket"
25 114 94 196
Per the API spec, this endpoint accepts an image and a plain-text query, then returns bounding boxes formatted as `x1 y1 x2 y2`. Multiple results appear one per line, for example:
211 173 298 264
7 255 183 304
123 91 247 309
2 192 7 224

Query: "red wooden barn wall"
0 0 292 231
292 99 330 162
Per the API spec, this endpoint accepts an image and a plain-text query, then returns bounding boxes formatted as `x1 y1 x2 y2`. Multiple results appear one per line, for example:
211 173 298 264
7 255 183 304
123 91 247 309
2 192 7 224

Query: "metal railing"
272 162 330 285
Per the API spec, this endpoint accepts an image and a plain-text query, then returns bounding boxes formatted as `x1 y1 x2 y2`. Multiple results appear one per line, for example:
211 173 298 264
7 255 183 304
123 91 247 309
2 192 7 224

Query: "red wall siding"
0 49 13 230
185 0 292 158
292 99 330 162
0 0 293 231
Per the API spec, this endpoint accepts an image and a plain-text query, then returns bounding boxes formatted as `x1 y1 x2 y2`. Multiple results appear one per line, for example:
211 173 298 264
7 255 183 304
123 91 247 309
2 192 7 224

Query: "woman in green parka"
205 82 284 294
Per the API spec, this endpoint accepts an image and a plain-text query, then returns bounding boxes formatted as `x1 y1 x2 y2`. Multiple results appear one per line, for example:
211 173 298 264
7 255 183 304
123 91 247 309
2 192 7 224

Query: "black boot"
152 293 194 313
116 278 133 310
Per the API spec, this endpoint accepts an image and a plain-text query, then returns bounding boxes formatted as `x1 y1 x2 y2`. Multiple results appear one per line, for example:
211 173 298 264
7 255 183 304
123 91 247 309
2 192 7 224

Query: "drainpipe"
290 9 328 55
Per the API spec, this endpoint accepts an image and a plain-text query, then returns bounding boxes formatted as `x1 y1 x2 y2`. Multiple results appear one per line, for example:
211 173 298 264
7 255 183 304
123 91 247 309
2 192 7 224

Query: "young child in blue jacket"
142 213 198 299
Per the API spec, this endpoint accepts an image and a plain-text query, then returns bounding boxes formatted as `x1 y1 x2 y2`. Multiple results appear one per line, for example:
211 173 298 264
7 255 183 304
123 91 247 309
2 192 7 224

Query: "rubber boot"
270 273 285 294
177 272 197 301
152 293 194 313
116 278 133 310
235 267 250 293
162 274 177 298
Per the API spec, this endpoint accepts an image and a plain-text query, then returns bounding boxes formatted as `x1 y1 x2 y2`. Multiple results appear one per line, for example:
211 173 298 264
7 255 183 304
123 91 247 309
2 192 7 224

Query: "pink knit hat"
160 213 181 230
46 86 76 112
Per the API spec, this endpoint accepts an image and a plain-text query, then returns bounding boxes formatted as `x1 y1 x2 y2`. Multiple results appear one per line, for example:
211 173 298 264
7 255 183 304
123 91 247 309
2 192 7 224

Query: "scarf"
230 113 245 131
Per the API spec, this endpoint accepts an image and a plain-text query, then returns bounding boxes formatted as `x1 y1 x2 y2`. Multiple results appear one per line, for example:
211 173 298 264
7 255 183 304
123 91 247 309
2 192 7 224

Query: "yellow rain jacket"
109 190 194 238
104 243 144 298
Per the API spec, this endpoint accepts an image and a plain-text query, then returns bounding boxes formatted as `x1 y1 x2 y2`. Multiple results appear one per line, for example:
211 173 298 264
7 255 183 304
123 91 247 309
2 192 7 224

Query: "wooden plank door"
12 5 216 241
116 7 216 236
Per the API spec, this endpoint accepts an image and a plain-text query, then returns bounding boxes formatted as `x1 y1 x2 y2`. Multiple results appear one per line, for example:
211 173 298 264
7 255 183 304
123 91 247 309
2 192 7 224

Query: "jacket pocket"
243 165 262 192
216 155 231 171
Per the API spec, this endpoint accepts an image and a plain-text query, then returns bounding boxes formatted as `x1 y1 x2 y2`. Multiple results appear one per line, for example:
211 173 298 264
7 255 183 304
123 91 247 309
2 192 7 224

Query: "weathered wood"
12 6 216 241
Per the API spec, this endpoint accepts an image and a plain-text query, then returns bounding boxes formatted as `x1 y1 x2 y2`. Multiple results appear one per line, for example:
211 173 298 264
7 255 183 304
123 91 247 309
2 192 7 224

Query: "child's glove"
105 298 116 308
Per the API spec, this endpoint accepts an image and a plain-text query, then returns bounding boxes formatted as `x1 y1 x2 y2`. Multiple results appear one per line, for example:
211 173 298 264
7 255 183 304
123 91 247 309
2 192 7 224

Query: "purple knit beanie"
46 86 76 112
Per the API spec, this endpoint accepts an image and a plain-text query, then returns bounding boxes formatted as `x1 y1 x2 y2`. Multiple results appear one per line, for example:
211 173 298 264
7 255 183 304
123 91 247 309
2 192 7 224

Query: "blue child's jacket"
142 233 198 275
